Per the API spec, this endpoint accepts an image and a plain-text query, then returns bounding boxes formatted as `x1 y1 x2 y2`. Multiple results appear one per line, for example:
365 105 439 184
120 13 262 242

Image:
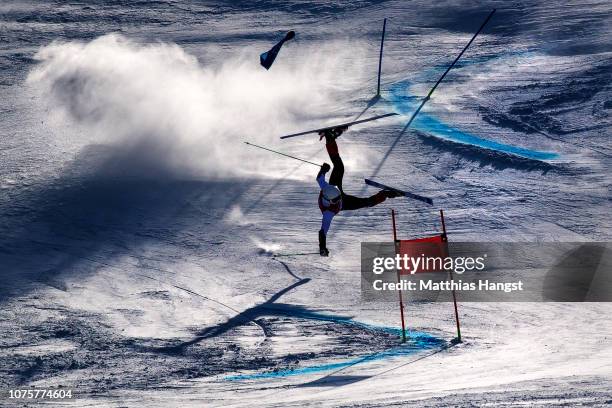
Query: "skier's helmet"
322 185 341 203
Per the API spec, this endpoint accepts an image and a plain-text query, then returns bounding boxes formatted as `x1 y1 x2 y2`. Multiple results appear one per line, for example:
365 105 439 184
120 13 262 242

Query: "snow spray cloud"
27 34 367 179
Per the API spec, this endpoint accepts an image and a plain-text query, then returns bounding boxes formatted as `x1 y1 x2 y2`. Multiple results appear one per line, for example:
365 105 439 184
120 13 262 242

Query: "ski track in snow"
0 0 611 406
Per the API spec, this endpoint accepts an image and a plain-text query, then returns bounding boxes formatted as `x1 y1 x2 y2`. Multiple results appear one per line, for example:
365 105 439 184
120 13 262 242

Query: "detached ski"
280 113 398 139
365 178 433 205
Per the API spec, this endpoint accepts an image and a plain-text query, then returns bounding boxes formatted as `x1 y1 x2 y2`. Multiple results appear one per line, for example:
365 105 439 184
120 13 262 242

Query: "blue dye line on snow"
387 50 559 161
224 308 444 381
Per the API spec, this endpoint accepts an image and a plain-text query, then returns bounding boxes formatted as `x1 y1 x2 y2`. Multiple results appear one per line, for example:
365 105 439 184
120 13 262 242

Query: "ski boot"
318 125 349 142
382 189 403 198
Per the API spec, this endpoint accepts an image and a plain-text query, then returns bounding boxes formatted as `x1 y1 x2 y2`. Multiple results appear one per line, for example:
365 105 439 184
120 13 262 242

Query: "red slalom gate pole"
440 209 462 343
391 209 407 343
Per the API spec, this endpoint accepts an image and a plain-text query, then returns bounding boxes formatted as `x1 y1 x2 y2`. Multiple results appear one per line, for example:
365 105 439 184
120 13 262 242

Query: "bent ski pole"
404 9 496 129
244 141 322 167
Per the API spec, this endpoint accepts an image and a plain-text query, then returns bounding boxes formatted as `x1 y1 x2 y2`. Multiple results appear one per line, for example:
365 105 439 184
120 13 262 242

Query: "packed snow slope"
0 0 610 406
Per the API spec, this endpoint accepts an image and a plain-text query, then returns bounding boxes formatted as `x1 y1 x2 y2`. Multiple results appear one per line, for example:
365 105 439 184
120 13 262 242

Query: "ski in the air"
280 113 398 139
365 179 433 205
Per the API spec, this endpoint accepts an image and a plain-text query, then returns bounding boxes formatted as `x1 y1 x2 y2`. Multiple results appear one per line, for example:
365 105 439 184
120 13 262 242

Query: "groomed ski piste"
0 1 611 406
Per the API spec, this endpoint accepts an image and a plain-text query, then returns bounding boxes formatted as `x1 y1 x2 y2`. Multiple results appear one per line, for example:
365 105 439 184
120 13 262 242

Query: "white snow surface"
0 0 610 406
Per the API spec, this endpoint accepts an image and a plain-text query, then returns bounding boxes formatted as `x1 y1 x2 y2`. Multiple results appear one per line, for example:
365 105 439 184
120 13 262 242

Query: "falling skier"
317 126 401 256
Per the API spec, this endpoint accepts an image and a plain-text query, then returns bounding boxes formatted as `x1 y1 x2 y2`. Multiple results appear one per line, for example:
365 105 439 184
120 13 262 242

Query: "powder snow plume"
27 34 367 179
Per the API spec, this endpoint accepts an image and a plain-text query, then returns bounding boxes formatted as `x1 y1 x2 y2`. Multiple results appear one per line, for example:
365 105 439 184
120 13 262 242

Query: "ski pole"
244 141 322 167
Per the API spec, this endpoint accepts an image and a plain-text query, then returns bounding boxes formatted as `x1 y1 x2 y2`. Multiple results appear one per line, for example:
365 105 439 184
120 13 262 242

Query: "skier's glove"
319 229 329 257
320 163 331 173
